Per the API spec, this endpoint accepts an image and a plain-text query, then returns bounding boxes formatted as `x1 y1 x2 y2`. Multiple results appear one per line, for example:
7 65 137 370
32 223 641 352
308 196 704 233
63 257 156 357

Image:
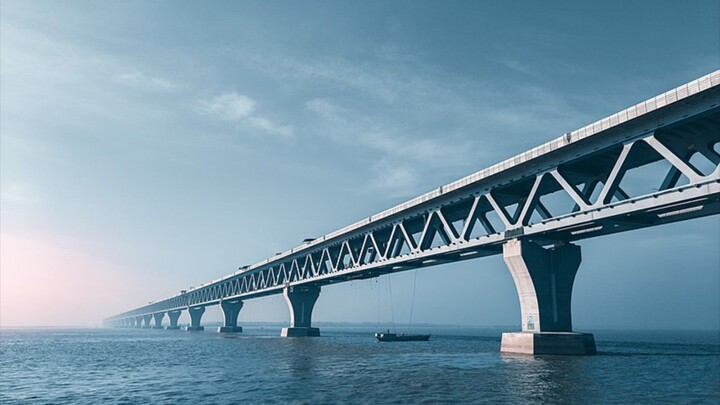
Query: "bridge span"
106 71 720 355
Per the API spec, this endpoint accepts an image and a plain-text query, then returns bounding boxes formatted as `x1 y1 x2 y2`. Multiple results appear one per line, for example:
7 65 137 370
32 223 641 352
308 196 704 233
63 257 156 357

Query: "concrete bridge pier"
152 312 165 329
218 299 243 333
500 239 596 355
135 316 144 328
281 285 321 337
183 306 205 331
142 314 153 329
165 310 182 330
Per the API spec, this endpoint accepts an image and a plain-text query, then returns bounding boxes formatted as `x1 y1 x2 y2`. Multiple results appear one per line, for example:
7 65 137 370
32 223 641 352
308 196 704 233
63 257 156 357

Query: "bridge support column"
183 306 205 331
218 299 243 333
165 310 181 330
152 312 165 329
142 314 153 329
281 285 321 337
500 239 596 355
135 316 143 328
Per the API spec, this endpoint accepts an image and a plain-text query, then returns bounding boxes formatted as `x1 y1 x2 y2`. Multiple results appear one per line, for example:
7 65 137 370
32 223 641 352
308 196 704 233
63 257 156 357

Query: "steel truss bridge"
107 71 720 354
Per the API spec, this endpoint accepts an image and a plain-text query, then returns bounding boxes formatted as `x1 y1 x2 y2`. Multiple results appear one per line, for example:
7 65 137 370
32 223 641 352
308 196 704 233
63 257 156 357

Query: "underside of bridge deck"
105 71 720 355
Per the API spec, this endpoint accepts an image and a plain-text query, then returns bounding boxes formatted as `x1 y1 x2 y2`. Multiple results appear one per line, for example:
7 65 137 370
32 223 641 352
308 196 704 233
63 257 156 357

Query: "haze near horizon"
1 0 719 330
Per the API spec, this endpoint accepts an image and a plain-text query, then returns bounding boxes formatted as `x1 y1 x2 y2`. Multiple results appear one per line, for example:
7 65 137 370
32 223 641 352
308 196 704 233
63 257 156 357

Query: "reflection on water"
501 354 593 403
0 327 718 404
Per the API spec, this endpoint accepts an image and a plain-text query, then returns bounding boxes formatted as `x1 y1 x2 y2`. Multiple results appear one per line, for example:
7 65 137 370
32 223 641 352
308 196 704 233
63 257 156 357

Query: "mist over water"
1 327 718 404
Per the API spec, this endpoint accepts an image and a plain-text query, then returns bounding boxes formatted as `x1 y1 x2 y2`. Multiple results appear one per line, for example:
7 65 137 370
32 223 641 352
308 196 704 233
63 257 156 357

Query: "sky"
1 0 718 329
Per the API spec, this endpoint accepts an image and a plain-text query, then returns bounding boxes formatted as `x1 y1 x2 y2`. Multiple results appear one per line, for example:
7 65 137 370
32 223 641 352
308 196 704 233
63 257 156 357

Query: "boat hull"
375 333 430 342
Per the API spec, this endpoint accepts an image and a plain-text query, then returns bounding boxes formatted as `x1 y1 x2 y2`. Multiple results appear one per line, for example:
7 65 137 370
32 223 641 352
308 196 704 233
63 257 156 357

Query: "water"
1 326 718 404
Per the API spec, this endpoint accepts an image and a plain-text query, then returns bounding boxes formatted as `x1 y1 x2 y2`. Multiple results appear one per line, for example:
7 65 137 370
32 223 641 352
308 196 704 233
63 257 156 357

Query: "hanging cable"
376 278 381 326
409 270 418 327
387 275 396 333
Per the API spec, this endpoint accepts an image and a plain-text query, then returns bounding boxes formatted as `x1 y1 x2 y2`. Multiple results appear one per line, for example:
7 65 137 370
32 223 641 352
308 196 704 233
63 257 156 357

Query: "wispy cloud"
494 58 535 76
305 97 470 161
232 44 605 197
306 97 473 196
0 22 194 143
115 71 179 91
369 159 421 194
241 45 596 134
197 92 294 138
244 51 435 105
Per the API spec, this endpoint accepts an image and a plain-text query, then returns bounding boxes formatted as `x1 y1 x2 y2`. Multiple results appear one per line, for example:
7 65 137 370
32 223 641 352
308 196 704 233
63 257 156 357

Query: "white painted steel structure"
108 71 720 336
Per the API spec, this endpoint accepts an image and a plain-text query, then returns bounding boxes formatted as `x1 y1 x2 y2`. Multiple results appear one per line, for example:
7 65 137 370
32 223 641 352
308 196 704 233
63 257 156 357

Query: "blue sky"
1 0 718 328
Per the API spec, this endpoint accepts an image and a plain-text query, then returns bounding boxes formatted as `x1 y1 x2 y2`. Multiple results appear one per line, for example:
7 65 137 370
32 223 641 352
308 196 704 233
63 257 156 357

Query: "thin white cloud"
305 98 342 122
306 97 471 161
0 22 193 143
115 71 179 91
245 52 427 104
245 116 293 137
198 92 256 120
197 92 293 138
306 97 472 195
241 46 598 139
494 58 535 76
282 42 598 198
368 159 422 198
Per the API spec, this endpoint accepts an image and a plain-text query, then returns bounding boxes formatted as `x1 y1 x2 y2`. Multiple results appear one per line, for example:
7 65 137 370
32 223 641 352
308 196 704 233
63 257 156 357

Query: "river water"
0 326 718 404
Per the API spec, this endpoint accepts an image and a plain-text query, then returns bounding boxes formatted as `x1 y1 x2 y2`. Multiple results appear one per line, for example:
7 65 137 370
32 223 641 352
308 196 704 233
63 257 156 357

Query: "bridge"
106 70 720 355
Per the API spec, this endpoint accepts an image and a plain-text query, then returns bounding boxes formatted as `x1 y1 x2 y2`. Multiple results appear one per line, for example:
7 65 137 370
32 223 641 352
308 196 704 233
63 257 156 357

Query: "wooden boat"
375 332 430 342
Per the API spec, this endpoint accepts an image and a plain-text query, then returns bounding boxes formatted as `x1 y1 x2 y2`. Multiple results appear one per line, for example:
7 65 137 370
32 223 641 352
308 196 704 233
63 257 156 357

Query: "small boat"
375 331 430 342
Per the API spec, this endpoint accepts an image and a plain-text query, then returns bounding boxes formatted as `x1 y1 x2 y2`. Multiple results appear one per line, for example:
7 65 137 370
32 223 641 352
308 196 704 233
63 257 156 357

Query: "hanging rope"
409 270 418 327
387 275 396 333
376 278 381 326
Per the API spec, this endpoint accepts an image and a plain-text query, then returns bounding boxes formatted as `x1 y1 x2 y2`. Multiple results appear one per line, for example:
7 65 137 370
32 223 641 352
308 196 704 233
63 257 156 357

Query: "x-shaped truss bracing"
108 71 720 321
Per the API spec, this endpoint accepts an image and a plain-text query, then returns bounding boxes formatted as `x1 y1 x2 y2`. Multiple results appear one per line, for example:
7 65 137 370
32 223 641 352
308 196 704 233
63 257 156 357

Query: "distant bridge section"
107 71 720 354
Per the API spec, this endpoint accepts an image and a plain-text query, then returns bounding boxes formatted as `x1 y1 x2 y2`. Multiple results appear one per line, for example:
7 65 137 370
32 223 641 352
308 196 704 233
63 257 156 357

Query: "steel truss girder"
108 72 720 322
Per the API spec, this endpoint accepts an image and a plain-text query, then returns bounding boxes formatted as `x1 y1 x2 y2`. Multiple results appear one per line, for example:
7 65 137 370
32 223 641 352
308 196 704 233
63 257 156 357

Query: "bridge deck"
108 70 720 320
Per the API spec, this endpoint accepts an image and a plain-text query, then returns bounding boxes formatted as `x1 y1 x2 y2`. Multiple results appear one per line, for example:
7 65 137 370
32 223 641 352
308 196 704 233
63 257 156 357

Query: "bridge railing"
107 70 720 321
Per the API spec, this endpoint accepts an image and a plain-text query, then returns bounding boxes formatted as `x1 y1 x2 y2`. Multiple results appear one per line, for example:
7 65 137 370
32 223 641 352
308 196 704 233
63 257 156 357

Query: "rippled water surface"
1 327 718 404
